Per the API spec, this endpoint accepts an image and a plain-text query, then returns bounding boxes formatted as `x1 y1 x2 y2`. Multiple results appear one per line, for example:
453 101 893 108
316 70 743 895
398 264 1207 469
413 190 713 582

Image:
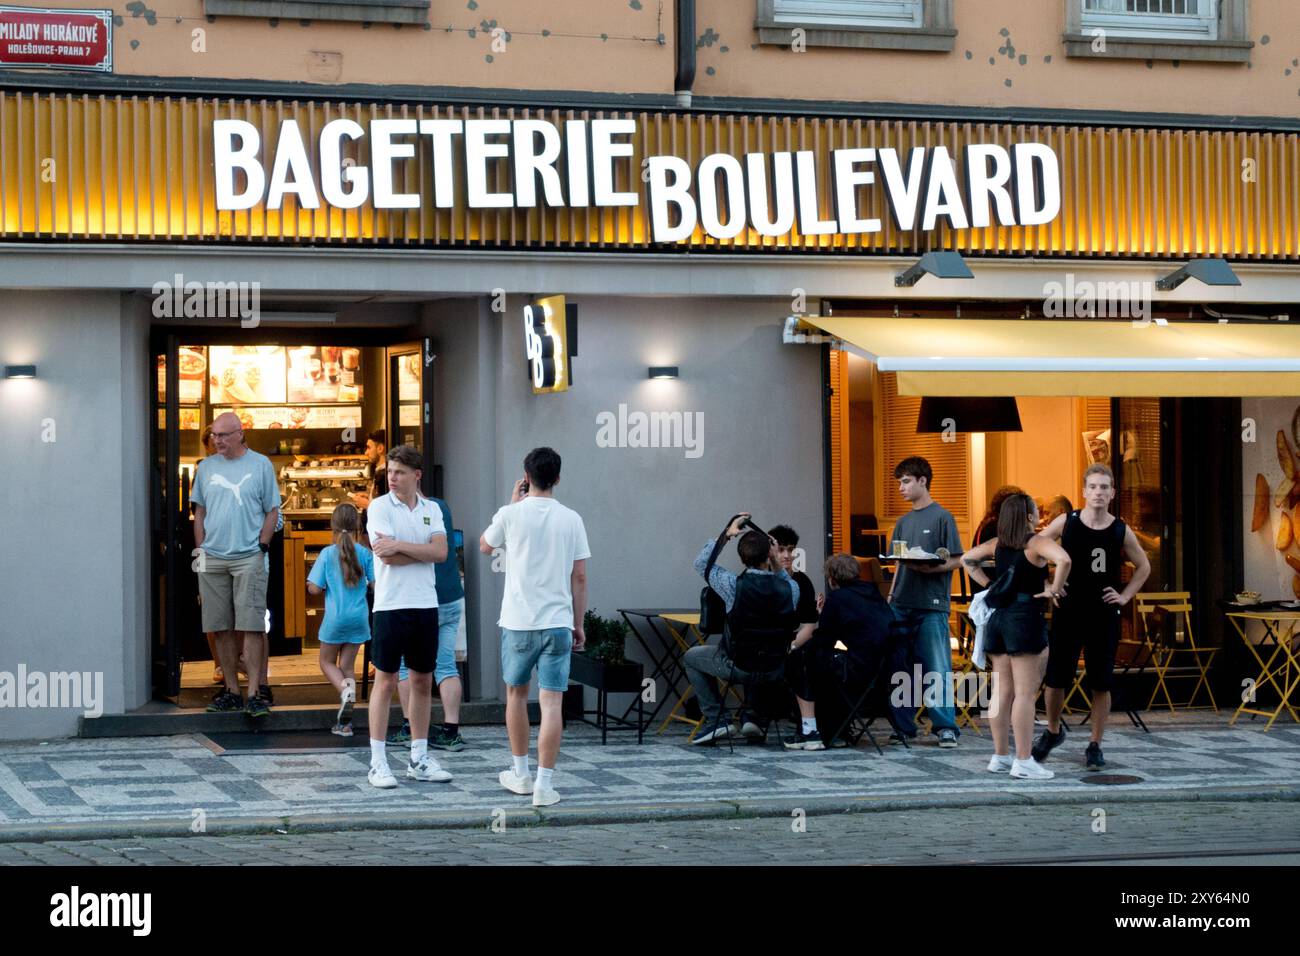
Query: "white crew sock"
536 766 555 789
801 717 817 735
370 739 386 768
512 754 530 778
411 739 428 763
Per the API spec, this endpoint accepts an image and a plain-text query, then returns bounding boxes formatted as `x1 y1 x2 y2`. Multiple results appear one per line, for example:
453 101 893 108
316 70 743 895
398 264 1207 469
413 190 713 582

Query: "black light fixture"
917 397 1022 433
895 251 974 288
648 366 679 380
1155 257 1241 291
4 364 37 379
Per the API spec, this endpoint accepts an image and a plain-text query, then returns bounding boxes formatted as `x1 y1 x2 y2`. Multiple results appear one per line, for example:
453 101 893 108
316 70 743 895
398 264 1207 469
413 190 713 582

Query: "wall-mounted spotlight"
4 365 37 379
648 366 679 380
895 252 973 288
1155 257 1241 291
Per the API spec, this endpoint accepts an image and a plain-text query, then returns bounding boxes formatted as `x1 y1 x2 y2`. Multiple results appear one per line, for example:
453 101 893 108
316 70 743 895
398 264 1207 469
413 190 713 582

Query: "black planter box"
569 652 644 693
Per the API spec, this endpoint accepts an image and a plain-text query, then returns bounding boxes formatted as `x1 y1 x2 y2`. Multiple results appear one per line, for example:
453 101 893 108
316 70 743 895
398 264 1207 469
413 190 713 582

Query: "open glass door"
387 338 436 493
150 333 183 699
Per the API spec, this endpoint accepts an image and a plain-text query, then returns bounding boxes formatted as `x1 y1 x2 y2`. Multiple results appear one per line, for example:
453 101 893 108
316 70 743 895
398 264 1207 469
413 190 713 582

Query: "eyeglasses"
211 430 240 439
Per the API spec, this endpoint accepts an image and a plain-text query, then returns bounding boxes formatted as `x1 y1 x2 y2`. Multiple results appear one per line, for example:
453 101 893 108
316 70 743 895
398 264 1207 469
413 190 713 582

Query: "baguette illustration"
1280 430 1297 481
1279 513 1294 551
1253 473 1270 531
1286 554 1300 576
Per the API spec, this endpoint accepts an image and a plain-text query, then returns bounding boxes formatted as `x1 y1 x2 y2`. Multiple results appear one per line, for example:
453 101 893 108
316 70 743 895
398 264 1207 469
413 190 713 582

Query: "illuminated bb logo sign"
523 295 575 394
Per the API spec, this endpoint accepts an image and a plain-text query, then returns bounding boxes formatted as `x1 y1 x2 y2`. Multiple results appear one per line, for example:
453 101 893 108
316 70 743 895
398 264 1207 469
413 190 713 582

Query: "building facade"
2 0 1298 738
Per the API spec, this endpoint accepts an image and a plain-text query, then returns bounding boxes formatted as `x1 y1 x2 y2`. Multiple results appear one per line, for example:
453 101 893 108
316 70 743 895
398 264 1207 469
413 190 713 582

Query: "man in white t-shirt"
364 444 453 789
480 447 590 807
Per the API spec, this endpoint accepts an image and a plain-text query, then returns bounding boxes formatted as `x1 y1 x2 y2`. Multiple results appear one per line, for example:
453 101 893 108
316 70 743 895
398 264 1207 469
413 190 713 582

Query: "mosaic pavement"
1 719 1298 828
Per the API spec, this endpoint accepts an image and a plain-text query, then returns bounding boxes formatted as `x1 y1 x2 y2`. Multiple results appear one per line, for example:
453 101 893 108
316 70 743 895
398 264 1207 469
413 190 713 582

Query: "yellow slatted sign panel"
0 91 1298 258
879 372 971 527
828 348 851 554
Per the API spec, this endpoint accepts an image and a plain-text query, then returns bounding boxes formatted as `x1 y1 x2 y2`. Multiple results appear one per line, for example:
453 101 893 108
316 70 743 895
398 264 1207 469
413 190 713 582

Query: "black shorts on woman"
984 546 1049 656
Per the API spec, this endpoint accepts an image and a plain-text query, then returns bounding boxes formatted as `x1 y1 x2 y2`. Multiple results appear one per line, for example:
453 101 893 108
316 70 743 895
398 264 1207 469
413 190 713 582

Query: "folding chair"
949 603 984 736
701 625 794 753
1139 593 1218 712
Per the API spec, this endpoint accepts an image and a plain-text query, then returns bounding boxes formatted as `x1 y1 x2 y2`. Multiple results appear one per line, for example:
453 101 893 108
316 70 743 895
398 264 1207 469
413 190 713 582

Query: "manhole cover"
1080 774 1143 785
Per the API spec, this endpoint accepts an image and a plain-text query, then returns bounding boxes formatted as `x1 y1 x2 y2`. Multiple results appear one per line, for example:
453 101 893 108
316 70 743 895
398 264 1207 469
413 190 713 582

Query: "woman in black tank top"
963 494 1073 780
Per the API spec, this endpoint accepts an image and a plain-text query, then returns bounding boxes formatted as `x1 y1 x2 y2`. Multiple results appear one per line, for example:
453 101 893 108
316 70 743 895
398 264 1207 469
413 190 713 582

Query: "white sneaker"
337 680 356 726
368 763 398 789
692 722 736 745
1010 757 1055 780
499 768 534 795
532 784 561 807
740 721 764 739
331 722 354 737
987 754 1014 774
407 756 453 782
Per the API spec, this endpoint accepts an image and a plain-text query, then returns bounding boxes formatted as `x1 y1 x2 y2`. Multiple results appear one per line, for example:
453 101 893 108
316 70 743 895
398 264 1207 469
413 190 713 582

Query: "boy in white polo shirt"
365 444 452 789
480 447 590 807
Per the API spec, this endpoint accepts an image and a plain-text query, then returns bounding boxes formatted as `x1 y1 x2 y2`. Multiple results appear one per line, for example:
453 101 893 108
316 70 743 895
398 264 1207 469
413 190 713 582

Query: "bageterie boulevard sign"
213 118 1062 243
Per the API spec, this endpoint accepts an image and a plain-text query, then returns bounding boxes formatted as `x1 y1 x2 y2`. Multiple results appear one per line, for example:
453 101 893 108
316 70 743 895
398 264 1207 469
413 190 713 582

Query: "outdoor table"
617 608 699 730
1227 609 1300 731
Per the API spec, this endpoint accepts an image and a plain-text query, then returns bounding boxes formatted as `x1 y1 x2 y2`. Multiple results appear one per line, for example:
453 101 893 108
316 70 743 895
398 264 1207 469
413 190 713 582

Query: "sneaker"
431 726 467 752
368 763 398 789
407 756 453 783
259 684 274 707
691 722 736 745
740 721 765 740
987 754 1014 773
330 722 353 737
938 729 959 749
783 731 827 751
828 736 850 749
385 721 412 746
205 690 243 713
532 784 561 807
1031 722 1067 763
1010 757 1055 780
499 768 534 795
1086 742 1106 771
244 693 270 718
887 732 911 746
337 682 355 727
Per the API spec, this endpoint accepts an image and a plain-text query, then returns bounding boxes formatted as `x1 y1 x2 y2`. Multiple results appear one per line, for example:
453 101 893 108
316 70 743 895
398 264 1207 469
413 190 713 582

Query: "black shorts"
984 599 1048 656
1045 605 1123 692
371 607 439 675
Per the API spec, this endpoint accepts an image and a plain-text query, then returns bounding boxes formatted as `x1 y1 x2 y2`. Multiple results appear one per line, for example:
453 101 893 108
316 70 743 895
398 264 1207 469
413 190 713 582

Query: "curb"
4 784 1298 844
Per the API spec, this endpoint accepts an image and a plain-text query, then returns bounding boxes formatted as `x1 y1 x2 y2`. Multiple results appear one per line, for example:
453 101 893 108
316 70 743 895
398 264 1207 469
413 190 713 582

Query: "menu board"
287 346 364 404
156 346 206 404
397 352 420 401
209 346 287 405
214 405 362 431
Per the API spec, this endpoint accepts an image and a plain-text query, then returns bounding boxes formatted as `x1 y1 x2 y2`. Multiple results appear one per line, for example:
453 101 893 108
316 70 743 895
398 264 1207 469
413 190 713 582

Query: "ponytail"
330 503 364 589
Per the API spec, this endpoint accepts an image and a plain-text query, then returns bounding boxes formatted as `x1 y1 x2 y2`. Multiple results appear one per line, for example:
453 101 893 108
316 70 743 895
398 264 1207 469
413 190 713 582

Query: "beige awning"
807 317 1300 396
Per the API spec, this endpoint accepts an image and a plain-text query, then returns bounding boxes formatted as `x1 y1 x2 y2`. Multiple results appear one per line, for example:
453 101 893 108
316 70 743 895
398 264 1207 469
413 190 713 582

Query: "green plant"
582 609 629 665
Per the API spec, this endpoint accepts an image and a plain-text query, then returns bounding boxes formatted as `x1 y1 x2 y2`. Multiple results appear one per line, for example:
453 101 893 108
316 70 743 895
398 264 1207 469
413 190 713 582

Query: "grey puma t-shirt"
192 449 281 559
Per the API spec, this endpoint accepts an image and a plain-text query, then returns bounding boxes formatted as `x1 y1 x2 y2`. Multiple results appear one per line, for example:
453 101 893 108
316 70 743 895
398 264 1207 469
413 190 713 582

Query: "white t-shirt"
366 492 447 612
483 495 591 631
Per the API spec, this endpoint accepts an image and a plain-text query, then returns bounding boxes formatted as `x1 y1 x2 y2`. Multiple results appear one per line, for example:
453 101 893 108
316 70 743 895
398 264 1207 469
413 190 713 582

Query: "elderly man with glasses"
193 412 283 717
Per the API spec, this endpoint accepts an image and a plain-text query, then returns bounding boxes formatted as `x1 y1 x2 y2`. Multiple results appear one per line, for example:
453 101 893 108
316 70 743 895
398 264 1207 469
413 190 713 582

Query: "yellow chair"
1136 592 1218 712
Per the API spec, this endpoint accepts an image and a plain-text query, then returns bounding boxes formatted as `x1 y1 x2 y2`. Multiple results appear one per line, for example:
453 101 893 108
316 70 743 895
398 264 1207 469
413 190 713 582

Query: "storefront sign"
0 6 111 71
213 405 363 431
523 295 571 394
213 118 1061 243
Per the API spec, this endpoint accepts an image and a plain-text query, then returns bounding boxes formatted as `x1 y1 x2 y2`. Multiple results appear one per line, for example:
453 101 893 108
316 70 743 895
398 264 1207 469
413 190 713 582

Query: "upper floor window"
1081 0 1218 41
755 0 955 52
1064 0 1250 63
771 0 923 29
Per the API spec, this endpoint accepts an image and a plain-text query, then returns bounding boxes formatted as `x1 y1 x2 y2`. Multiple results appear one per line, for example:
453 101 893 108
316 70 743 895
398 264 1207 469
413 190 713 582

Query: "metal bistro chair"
1138 592 1218 713
704 625 794 753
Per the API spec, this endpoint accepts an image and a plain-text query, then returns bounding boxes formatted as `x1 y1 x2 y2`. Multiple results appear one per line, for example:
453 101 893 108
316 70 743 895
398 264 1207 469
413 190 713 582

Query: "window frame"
203 0 430 27
1081 0 1218 42
754 0 956 52
1063 0 1253 63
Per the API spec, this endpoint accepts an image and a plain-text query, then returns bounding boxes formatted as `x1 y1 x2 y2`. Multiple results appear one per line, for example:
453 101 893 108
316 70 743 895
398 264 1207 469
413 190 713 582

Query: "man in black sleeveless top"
1033 464 1150 770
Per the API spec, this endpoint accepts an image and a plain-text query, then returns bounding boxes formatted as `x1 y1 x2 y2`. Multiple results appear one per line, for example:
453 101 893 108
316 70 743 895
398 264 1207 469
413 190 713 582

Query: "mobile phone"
519 478 529 494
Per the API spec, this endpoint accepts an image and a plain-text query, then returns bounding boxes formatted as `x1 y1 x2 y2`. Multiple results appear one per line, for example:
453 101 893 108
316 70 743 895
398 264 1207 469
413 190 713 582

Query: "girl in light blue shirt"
308 503 375 736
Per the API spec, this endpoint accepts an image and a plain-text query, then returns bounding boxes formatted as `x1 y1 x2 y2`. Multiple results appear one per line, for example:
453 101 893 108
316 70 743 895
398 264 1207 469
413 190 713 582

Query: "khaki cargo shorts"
198 551 268 634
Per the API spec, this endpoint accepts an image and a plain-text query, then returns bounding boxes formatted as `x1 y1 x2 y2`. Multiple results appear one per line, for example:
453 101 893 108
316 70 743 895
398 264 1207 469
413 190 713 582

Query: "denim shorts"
500 626 572 693
397 597 463 684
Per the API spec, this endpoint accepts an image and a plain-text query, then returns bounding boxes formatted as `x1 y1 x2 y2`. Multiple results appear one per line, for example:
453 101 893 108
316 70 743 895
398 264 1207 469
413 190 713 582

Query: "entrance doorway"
150 326 437 707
